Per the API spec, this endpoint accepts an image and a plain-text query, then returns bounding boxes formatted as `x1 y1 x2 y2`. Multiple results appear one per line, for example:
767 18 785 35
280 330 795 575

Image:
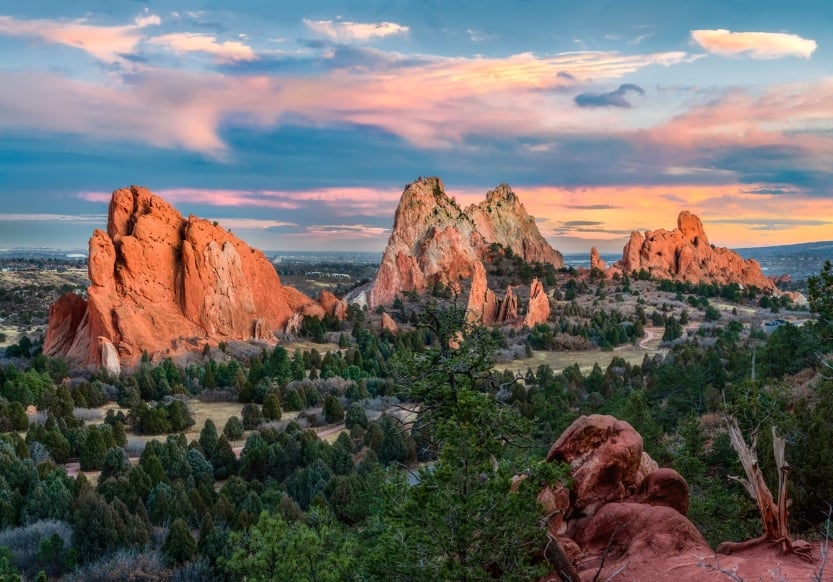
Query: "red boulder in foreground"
542 414 821 581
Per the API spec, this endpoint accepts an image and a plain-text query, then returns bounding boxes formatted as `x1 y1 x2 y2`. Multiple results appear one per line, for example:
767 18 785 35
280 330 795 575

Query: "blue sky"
0 0 831 253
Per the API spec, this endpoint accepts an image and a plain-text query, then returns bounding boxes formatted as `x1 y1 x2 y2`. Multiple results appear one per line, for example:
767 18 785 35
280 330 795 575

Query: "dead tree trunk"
716 415 813 560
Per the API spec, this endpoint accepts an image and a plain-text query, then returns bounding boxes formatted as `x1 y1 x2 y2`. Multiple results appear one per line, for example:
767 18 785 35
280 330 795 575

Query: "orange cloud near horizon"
77 182 833 254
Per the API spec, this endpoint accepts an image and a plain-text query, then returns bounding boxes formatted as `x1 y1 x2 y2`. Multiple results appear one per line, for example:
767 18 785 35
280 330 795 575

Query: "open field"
497 342 664 376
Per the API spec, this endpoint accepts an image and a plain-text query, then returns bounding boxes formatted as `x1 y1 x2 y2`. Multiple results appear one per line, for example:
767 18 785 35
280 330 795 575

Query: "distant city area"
1 241 831 283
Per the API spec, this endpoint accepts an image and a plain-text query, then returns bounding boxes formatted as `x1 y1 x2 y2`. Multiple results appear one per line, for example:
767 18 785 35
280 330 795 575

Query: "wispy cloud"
0 213 106 223
302 19 408 42
564 204 620 210
0 48 697 154
691 29 817 59
289 224 390 239
148 33 256 62
575 83 645 108
79 187 402 216
211 218 297 230
0 11 159 63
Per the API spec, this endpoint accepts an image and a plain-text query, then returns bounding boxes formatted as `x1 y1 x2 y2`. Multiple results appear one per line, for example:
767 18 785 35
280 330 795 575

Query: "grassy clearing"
497 344 661 376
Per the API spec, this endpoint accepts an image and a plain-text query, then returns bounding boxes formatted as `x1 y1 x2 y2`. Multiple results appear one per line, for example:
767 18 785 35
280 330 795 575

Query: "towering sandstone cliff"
367 177 563 311
620 211 776 291
44 186 322 367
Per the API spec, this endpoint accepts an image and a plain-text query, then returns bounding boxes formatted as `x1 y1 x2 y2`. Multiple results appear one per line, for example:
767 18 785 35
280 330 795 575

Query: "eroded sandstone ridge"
619 211 775 291
367 177 562 323
44 186 322 367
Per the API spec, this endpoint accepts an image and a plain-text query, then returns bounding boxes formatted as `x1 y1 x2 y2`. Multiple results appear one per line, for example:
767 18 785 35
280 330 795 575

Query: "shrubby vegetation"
0 261 829 579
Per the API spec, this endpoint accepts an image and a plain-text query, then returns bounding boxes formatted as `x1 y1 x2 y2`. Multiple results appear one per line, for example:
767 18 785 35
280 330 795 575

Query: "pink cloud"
78 187 404 216
148 33 256 62
0 12 159 63
691 29 817 59
303 19 409 42
0 44 699 154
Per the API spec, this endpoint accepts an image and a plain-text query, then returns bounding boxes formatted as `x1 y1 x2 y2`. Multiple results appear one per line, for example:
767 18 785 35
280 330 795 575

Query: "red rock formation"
590 247 606 271
467 184 564 267
541 415 824 581
465 262 498 325
495 286 519 322
44 186 321 367
466 265 551 328
619 211 776 291
43 293 87 358
380 312 398 334
523 278 550 328
547 415 646 515
319 290 348 321
368 177 563 308
542 414 709 579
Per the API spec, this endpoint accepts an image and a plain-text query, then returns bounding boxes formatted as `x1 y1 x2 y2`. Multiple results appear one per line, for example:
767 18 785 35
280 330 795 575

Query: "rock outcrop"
468 184 564 267
44 186 322 367
543 415 707 578
319 290 348 321
368 177 563 309
523 278 550 328
542 414 822 581
590 247 606 271
465 262 499 326
465 264 550 328
619 211 775 291
380 312 398 334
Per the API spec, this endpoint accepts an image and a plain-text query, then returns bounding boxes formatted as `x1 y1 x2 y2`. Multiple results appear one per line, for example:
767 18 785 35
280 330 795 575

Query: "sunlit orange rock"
368 177 563 309
523 278 550 328
380 312 398 334
620 211 775 291
590 246 606 271
319 290 348 321
44 186 321 367
465 262 498 325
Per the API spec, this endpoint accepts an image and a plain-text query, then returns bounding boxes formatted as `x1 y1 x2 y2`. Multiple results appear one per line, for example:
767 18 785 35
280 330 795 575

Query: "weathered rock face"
43 293 87 358
543 414 706 579
380 312 398 334
620 211 776 291
465 264 550 328
495 286 519 323
465 262 498 326
44 186 321 367
319 290 348 321
523 278 550 328
467 184 564 267
590 247 606 271
547 415 646 515
368 177 563 309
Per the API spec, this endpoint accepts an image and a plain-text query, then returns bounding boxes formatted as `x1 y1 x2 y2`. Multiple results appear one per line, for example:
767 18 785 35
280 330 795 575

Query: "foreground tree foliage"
5 263 833 579
359 304 555 580
223 509 356 581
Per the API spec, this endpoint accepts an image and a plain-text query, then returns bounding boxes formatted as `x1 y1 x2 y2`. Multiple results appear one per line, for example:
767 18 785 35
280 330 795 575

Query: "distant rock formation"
590 247 606 271
523 278 550 328
465 264 551 328
319 290 348 321
44 186 323 367
620 211 775 291
380 312 398 334
368 177 563 309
